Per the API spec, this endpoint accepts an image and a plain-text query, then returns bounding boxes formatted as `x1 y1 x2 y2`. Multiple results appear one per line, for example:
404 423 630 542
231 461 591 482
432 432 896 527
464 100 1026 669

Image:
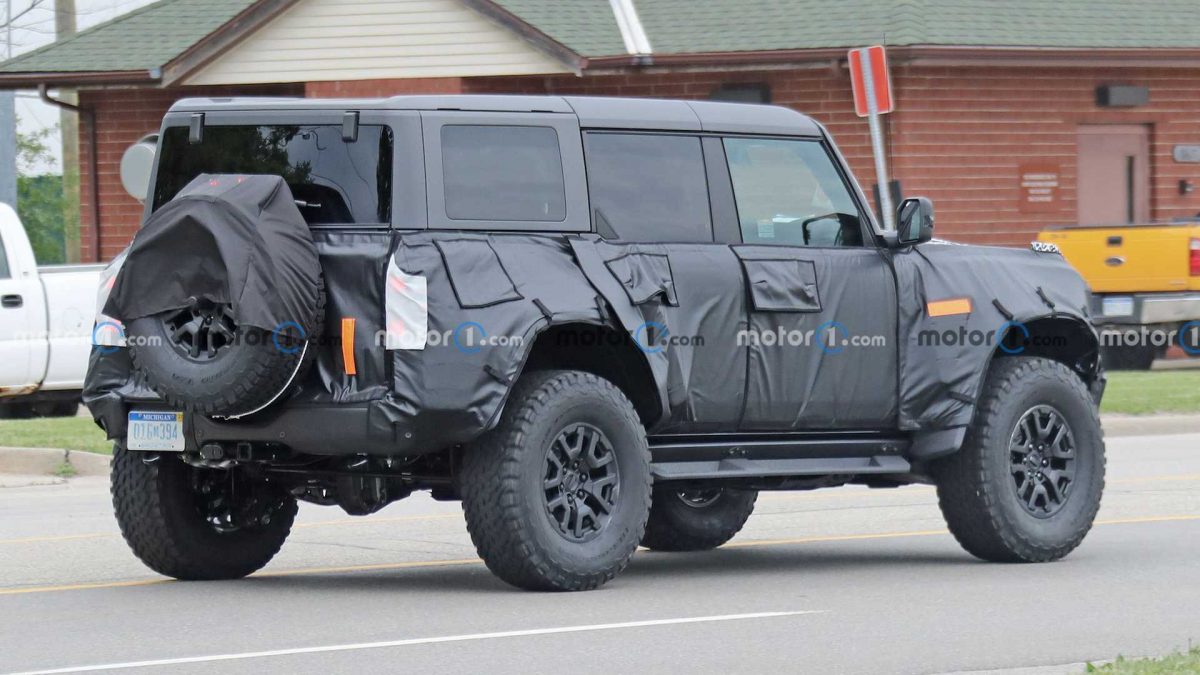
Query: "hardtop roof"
167 94 824 136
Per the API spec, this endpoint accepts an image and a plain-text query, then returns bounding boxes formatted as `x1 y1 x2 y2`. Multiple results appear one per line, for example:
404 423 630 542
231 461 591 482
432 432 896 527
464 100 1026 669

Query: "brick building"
2 0 1199 261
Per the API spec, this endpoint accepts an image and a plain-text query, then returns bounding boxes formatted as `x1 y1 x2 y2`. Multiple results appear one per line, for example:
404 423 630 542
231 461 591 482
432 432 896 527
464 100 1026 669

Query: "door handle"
1 294 22 308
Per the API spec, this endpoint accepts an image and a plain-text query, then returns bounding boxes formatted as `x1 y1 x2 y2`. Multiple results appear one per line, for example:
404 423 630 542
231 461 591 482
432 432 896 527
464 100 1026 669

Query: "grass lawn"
1102 370 1200 415
1087 647 1200 673
0 416 112 454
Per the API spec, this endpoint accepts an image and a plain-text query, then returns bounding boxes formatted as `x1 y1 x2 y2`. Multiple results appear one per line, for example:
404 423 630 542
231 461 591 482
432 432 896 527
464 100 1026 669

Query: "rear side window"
583 133 712 242
724 138 864 247
153 124 394 225
0 235 9 279
441 125 566 222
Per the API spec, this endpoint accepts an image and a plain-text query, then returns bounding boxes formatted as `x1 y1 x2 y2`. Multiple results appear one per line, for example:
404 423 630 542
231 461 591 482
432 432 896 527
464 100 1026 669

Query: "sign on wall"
1174 145 1200 163
1019 163 1061 213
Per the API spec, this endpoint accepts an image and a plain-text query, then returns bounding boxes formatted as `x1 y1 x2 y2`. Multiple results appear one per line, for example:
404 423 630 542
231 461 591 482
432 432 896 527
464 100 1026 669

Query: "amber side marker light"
341 317 357 376
927 297 972 317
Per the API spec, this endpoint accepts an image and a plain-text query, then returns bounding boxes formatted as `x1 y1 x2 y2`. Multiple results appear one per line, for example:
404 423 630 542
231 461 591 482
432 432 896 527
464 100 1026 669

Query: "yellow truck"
1038 221 1200 369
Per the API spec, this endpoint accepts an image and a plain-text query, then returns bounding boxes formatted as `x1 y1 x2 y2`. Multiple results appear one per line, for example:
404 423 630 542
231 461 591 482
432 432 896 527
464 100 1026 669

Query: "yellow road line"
0 533 114 545
259 558 481 578
6 473 1197 547
0 579 169 596
1 513 1196 598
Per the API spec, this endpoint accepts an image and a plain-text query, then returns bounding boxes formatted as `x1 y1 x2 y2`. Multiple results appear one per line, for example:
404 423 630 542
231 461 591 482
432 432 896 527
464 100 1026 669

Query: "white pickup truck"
0 202 103 417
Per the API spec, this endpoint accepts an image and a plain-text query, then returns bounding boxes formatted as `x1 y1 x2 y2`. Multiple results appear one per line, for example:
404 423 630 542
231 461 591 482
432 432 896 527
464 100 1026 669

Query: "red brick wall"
77 64 1200 258
78 84 301 261
890 65 1200 245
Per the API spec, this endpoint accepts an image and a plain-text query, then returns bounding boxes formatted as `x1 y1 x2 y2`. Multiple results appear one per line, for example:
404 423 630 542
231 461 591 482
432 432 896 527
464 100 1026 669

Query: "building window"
583 133 713 243
724 137 863 247
710 83 771 104
442 125 566 222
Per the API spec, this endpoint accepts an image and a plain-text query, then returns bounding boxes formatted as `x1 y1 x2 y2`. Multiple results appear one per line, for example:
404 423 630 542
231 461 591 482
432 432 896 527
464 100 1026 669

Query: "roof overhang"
583 45 1200 72
0 69 158 88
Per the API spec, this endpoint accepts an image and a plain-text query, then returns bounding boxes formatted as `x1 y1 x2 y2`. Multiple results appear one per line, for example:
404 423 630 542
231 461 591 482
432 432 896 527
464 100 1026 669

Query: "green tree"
16 121 66 264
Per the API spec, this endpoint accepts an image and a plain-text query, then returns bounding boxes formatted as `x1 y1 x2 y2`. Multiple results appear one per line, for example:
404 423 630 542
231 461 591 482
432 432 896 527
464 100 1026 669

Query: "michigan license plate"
127 411 185 451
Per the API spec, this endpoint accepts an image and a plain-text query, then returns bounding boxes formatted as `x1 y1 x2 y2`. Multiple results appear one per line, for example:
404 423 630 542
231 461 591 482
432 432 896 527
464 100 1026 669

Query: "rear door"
582 131 747 433
719 136 898 430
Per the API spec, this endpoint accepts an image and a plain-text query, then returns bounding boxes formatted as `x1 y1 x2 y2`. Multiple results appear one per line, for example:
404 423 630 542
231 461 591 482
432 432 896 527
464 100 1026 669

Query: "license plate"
1102 296 1135 317
127 411 185 452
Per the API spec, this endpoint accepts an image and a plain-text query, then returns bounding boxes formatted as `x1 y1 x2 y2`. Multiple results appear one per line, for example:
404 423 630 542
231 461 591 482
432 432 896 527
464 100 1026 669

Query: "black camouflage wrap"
86 213 1099 460
104 174 321 335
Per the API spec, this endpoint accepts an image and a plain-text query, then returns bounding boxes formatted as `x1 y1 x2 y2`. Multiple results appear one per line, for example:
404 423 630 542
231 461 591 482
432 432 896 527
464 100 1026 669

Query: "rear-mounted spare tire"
109 174 326 419
127 283 324 418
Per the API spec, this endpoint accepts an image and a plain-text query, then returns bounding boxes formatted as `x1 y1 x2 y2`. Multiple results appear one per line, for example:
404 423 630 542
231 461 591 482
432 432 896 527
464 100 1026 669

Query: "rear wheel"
111 446 296 580
460 370 652 591
641 487 758 552
933 357 1105 563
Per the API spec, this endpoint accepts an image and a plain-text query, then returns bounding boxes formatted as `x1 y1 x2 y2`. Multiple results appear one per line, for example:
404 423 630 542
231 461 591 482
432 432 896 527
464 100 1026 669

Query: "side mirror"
119 134 159 203
896 196 934 246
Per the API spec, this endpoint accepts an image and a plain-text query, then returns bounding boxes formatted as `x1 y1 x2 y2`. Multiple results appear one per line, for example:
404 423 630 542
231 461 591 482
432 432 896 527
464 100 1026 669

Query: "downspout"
38 84 101 263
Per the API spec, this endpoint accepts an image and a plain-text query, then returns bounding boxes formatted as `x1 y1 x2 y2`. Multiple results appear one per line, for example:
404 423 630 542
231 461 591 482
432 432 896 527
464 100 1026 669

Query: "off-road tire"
932 357 1105 563
460 370 652 591
641 488 758 552
111 446 297 580
127 280 325 417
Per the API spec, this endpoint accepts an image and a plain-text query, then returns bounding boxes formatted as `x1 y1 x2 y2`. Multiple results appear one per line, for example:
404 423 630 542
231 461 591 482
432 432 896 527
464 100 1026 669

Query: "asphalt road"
1 432 1198 675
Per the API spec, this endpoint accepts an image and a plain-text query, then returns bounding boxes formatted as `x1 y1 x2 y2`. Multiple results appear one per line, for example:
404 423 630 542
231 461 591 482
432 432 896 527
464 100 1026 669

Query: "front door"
1077 125 1151 225
720 136 898 430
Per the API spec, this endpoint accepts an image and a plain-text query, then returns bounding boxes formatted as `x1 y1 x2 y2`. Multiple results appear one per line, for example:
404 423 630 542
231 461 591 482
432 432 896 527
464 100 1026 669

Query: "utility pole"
56 0 78 261
0 0 18 209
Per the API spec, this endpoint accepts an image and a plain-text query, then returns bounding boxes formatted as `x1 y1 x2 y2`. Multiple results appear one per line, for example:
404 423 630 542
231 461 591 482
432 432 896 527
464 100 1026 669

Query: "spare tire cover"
105 174 321 337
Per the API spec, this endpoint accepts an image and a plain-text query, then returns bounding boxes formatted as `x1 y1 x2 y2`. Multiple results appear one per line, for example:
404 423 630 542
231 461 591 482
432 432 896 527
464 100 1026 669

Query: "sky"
5 0 157 174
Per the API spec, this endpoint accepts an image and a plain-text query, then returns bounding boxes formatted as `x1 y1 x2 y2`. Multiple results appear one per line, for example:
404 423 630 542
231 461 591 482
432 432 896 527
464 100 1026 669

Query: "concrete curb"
0 447 110 482
0 414 1195 481
1101 413 1200 437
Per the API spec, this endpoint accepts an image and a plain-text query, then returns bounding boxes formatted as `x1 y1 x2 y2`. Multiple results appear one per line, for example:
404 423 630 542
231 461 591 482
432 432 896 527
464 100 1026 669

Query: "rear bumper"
127 402 409 456
1090 292 1200 325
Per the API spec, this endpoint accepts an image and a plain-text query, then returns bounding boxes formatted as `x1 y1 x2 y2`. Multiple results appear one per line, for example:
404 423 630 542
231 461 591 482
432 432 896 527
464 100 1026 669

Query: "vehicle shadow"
238 544 972 596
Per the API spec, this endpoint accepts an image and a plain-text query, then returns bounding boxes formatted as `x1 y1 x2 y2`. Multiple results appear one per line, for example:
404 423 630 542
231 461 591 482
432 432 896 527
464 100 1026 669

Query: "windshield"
152 124 393 225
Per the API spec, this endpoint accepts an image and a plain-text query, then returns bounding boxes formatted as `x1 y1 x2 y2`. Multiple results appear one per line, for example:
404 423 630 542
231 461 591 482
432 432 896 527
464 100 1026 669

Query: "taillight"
1191 238 1200 276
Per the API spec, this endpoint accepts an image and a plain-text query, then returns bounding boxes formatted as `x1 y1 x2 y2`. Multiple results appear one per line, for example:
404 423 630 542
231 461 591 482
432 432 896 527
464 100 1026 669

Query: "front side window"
584 133 712 243
153 124 394 225
441 125 566 222
724 138 864 247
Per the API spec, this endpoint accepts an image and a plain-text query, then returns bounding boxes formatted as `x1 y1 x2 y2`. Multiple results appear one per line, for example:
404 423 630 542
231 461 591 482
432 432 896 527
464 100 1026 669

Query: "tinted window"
584 133 712 242
0 235 9 279
442 125 566 222
724 138 863 247
154 125 393 224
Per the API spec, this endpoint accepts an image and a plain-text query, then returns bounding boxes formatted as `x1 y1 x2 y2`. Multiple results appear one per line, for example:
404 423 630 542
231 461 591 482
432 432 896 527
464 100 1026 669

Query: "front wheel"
111 447 297 580
933 357 1105 563
641 488 758 552
460 370 652 591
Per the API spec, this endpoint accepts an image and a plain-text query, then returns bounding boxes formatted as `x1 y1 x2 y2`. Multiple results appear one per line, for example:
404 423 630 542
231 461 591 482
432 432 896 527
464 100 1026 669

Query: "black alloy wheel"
1009 405 1077 518
164 299 238 361
543 423 620 542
